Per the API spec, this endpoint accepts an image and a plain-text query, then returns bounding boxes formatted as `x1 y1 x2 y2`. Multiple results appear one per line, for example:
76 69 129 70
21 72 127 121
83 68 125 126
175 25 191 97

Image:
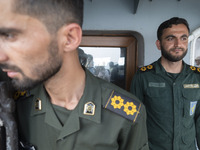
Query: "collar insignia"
35 98 42 110
83 102 95 116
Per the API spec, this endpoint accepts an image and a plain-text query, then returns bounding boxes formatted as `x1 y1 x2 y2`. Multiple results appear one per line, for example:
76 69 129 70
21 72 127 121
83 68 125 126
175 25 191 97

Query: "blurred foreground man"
0 0 149 149
131 17 200 150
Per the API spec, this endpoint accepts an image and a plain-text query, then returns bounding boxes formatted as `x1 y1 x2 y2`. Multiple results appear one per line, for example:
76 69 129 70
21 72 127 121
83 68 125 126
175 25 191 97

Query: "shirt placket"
172 74 184 150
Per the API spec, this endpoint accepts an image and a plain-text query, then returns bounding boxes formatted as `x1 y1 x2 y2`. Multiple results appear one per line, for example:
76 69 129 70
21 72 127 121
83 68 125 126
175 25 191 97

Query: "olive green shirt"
130 58 200 150
17 70 149 150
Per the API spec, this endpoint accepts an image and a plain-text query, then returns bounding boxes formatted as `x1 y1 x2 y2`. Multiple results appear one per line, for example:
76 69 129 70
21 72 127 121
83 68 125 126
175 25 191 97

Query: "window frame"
189 27 200 66
80 35 137 91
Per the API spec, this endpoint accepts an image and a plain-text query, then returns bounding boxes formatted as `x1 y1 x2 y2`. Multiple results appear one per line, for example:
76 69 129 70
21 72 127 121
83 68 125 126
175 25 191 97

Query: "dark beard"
161 45 187 62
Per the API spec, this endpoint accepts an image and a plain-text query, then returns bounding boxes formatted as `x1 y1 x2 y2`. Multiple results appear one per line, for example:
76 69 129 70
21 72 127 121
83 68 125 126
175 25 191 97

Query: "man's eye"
0 33 15 40
181 37 188 41
4 33 14 38
167 37 174 41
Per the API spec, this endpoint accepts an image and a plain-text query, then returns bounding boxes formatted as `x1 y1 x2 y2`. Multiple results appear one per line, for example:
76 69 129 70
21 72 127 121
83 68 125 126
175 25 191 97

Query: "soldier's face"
157 24 189 62
0 0 62 90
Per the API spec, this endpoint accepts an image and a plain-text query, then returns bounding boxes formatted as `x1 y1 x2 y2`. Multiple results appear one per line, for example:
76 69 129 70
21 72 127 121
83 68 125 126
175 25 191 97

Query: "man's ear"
59 23 82 52
156 40 161 50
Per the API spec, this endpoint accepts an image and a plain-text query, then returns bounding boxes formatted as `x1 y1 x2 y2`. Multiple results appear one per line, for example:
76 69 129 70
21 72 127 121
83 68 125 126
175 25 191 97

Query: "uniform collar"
29 84 48 117
28 70 102 140
155 57 190 75
77 69 102 124
29 69 102 124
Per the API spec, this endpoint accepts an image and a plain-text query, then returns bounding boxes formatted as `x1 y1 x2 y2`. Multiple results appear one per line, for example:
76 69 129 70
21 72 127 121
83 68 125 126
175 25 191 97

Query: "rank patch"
139 65 154 72
190 66 200 73
14 90 29 100
104 91 141 122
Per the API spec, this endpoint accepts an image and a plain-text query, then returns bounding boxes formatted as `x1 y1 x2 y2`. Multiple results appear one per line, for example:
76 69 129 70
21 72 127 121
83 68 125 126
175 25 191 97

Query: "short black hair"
13 0 84 33
157 17 190 41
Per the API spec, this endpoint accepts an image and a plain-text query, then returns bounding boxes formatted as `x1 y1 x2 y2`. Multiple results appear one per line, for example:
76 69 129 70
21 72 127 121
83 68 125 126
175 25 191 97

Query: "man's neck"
44 63 86 110
160 57 183 73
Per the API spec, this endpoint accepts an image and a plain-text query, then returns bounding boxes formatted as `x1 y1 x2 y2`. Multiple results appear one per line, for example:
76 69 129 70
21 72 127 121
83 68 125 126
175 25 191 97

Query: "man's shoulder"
14 86 41 111
14 90 30 100
14 90 33 110
14 84 43 102
100 81 145 123
137 62 156 74
188 65 200 74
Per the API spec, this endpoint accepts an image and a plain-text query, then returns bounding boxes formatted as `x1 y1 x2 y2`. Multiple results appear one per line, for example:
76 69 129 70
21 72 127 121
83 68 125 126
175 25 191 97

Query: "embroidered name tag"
149 82 165 87
183 84 199 88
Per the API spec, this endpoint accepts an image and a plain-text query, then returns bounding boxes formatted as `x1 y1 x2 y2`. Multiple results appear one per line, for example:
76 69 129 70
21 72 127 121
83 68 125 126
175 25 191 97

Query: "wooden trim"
80 35 137 91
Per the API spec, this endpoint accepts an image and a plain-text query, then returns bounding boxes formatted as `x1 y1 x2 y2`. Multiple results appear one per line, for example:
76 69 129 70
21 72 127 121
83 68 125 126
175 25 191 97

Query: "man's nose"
174 38 181 47
0 47 8 63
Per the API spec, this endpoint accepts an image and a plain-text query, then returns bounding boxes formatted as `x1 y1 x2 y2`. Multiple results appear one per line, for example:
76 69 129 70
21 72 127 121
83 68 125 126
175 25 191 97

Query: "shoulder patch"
13 90 29 100
190 66 200 73
104 90 141 123
139 64 154 72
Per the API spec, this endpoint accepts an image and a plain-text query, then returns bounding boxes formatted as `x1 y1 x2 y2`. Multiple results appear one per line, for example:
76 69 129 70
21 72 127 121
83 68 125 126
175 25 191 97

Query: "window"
189 27 200 67
79 34 137 91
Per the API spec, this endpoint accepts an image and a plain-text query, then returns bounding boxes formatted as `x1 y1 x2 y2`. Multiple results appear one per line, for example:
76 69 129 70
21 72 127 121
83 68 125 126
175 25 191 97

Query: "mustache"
0 64 22 72
171 47 184 51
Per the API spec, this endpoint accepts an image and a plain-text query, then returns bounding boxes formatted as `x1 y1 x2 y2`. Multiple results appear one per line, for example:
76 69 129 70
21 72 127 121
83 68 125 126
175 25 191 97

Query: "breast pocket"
146 87 170 113
182 88 200 118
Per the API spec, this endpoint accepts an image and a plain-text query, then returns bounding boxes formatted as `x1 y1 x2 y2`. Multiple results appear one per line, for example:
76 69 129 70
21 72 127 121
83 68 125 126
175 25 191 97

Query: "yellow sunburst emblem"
124 102 137 115
147 65 153 69
14 91 27 100
140 67 146 71
190 66 196 71
111 96 124 109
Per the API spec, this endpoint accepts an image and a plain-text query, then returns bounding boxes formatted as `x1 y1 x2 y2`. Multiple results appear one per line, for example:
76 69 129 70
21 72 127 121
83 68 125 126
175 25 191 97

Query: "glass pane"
79 47 126 89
